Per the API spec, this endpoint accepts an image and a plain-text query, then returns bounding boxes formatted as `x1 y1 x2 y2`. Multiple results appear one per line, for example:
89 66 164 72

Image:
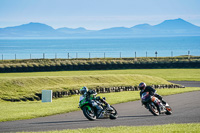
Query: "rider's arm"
88 90 98 100
140 91 144 105
147 86 156 95
140 91 142 98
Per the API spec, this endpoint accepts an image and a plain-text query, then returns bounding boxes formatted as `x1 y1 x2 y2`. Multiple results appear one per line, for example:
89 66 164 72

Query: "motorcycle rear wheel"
83 106 96 120
147 103 159 116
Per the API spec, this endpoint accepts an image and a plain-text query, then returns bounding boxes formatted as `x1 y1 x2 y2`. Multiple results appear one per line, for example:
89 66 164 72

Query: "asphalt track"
0 90 200 132
169 81 200 87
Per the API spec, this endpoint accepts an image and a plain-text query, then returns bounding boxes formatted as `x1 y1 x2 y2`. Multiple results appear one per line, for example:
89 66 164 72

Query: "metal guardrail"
1 51 193 60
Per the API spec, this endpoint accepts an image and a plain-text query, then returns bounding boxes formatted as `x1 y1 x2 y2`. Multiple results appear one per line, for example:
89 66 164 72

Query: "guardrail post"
188 51 190 59
68 53 69 59
155 51 158 58
135 52 136 58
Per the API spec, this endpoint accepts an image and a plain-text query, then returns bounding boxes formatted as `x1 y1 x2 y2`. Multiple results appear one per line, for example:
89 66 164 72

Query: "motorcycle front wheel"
147 103 159 116
109 105 118 119
165 106 172 115
82 106 96 120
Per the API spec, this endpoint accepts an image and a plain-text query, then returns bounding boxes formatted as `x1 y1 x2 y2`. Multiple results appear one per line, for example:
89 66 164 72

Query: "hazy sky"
0 0 200 30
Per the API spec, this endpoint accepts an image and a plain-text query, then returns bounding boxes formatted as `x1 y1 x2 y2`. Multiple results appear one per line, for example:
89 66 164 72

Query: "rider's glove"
96 96 100 100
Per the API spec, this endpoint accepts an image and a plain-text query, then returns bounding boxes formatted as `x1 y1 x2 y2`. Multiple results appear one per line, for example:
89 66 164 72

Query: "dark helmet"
139 82 146 90
80 86 88 95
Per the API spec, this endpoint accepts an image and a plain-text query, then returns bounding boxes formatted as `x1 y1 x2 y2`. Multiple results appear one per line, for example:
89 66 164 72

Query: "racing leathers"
140 86 166 106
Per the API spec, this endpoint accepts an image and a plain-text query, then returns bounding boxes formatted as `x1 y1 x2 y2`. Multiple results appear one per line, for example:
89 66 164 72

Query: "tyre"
82 106 96 120
109 105 118 119
165 106 172 115
147 103 159 116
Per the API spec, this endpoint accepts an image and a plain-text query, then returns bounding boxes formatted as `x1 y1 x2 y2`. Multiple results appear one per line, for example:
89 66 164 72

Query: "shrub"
0 65 4 69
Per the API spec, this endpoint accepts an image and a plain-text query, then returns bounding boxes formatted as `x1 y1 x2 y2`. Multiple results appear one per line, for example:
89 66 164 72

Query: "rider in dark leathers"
139 82 166 105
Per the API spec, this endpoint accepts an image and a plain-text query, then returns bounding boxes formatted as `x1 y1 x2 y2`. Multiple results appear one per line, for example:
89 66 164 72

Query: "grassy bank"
1 69 199 81
1 87 200 122
0 74 170 101
19 123 200 133
0 69 199 101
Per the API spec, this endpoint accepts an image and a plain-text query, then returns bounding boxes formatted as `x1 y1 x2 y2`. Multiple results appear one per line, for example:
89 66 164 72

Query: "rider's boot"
96 106 104 118
97 110 104 118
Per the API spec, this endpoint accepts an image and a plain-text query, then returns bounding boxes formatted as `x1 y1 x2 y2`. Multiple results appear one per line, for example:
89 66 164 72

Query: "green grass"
0 87 200 122
0 74 170 100
0 69 200 99
0 69 199 81
0 69 199 122
0 68 199 101
19 123 200 133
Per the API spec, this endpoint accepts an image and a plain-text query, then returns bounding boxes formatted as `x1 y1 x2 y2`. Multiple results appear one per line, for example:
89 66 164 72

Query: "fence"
1 51 193 60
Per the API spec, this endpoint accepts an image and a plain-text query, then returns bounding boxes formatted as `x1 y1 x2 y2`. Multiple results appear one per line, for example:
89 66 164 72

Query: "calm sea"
0 36 200 60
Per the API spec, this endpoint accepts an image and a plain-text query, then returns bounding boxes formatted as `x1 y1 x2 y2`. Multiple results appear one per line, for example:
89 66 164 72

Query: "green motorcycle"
79 96 118 121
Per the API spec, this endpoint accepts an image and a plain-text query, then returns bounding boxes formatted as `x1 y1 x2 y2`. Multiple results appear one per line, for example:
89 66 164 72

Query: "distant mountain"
129 18 200 36
99 27 132 32
56 27 91 34
154 18 199 30
0 18 200 37
95 27 133 36
0 22 63 37
131 24 152 29
10 22 54 31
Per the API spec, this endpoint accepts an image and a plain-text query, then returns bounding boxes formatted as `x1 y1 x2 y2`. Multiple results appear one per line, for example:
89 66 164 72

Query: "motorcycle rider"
139 82 166 107
79 86 113 118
